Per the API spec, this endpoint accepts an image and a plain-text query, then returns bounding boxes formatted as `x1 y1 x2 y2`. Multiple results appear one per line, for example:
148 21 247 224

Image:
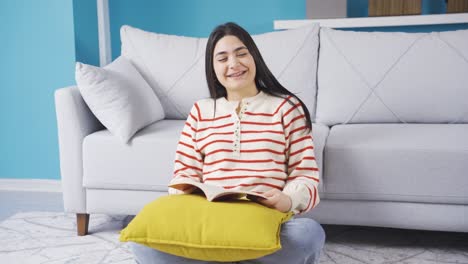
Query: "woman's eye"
237 53 247 57
217 57 227 62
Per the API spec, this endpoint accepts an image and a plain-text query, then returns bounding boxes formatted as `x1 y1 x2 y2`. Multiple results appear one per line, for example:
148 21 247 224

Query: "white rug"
0 212 134 264
1 212 467 264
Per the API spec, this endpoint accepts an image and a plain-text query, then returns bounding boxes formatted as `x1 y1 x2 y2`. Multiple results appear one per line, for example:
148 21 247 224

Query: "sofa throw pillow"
119 194 293 262
120 24 319 120
75 56 165 143
316 28 468 125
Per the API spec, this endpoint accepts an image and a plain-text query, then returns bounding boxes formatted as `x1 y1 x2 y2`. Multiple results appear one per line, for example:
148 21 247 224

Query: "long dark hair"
205 22 312 131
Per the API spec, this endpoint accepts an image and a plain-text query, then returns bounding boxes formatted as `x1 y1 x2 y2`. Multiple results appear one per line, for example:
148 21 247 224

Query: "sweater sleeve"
281 97 320 214
168 103 204 195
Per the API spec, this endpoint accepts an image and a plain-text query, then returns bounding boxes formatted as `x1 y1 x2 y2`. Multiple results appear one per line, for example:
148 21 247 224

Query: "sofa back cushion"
121 24 319 119
316 28 468 126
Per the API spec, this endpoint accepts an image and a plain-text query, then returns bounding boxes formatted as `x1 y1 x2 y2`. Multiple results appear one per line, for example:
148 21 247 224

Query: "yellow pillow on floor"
119 194 293 262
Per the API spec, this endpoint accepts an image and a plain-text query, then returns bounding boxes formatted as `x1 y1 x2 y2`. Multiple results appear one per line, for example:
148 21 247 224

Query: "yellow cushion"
119 194 293 262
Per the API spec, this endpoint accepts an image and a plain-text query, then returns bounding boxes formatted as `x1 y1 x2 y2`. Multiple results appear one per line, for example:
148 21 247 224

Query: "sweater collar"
218 90 266 106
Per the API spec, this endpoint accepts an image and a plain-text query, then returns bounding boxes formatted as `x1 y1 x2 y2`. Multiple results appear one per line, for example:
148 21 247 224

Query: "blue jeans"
130 217 325 264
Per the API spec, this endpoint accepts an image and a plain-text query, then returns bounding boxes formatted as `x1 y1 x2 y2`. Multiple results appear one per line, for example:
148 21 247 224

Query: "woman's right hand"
168 185 197 195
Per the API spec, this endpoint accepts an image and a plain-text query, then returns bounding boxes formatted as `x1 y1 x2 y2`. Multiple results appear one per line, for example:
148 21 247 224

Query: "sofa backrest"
316 28 468 125
120 24 320 120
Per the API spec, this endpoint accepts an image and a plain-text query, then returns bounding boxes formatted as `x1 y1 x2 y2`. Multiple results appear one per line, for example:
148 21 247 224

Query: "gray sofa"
55 23 468 236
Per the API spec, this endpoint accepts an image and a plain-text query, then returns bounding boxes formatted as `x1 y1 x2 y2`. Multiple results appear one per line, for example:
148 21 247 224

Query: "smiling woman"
127 22 326 264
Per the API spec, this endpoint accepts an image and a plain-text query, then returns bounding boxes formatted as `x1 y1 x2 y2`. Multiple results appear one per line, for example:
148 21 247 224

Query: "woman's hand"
168 185 197 195
249 189 292 213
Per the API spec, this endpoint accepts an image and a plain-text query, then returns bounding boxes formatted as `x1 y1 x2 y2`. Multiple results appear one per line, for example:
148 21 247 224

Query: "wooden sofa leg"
77 213 90 236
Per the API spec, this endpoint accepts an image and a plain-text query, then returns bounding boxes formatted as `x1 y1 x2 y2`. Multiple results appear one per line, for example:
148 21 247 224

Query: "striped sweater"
168 91 320 214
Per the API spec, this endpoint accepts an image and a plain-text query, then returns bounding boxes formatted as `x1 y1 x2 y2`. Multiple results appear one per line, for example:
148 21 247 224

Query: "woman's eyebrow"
215 46 247 57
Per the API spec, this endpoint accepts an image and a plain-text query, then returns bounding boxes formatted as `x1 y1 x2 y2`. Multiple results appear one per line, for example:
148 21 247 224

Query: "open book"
168 178 268 202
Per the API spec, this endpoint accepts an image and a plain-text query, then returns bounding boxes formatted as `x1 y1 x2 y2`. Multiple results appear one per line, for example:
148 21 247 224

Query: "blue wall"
1 0 467 180
78 0 467 64
0 0 305 180
0 0 76 179
108 0 305 60
73 0 99 66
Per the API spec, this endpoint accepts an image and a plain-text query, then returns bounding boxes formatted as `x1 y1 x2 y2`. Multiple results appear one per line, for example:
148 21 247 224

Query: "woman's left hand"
249 189 292 213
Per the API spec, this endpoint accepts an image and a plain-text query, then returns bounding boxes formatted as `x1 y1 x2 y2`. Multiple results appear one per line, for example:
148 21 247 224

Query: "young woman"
131 22 325 264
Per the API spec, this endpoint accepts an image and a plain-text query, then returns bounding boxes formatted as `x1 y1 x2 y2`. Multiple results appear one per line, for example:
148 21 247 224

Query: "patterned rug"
1 212 467 264
0 212 134 264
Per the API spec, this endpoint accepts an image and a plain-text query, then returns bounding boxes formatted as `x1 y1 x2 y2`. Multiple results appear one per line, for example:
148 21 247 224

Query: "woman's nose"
229 57 240 68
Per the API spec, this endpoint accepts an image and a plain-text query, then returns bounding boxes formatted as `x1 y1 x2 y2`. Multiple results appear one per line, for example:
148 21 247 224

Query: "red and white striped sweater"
168 91 320 214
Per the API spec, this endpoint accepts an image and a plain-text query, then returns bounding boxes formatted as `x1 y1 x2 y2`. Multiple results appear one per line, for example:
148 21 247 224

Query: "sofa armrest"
54 86 104 213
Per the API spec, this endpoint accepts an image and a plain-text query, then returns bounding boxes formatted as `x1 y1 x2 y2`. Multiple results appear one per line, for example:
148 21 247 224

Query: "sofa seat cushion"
83 120 185 191
82 120 329 193
324 124 468 204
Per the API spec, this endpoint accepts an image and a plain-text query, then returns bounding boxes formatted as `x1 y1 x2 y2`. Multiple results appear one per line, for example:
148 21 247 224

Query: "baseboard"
0 179 62 193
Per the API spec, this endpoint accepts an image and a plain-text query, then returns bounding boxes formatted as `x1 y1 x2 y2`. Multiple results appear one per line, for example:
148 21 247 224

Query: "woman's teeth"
228 71 245 77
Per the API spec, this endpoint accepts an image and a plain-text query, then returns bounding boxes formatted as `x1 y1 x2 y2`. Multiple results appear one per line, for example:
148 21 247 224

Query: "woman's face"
212 35 257 95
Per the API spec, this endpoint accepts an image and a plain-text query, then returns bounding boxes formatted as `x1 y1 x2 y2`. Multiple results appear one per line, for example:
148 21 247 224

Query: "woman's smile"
226 70 247 78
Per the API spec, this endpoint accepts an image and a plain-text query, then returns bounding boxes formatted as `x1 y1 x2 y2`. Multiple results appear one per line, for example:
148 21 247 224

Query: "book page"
169 178 267 201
